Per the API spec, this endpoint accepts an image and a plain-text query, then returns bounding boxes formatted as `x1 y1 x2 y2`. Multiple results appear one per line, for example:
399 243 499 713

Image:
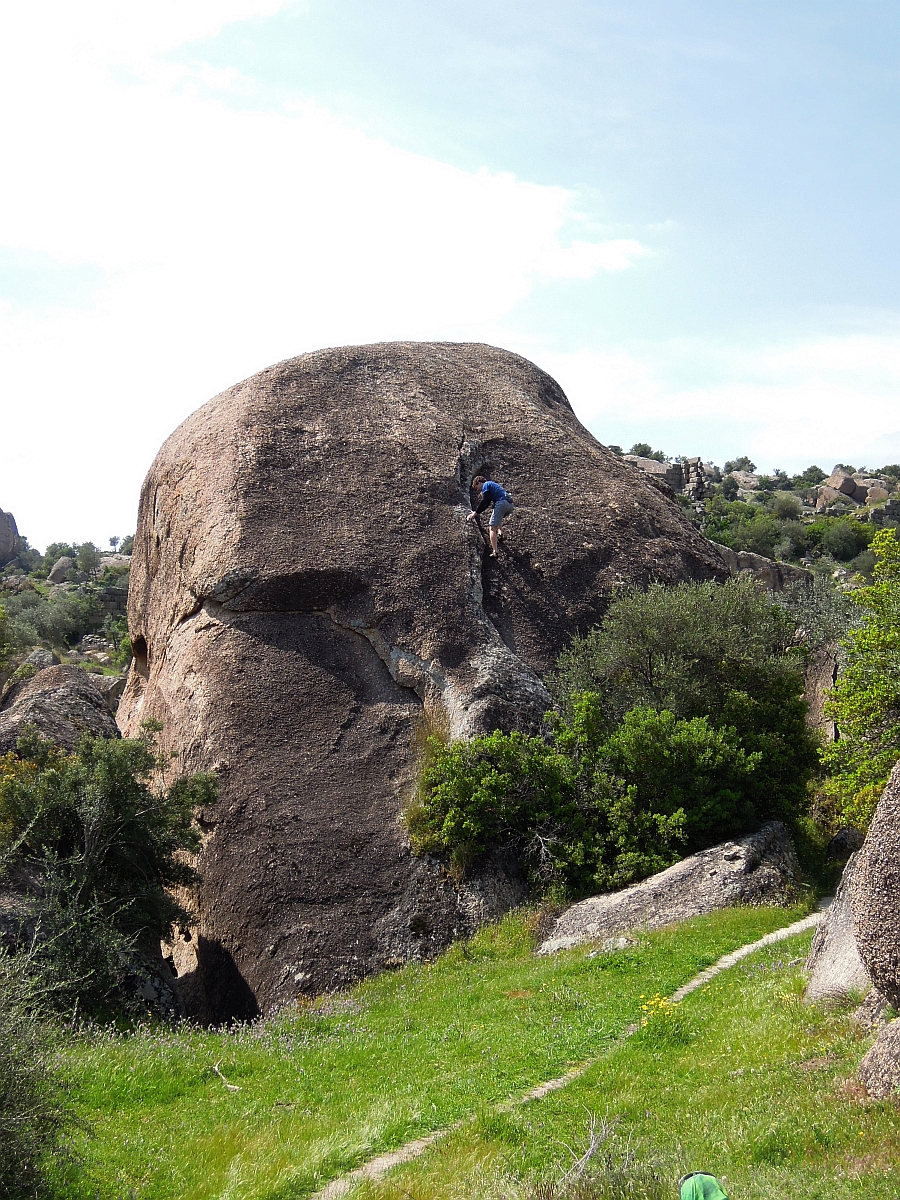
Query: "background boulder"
537 822 800 954
0 508 19 567
0 665 119 754
119 340 728 1020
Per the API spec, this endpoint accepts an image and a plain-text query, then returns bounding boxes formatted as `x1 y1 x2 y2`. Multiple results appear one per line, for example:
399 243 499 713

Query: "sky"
2 0 899 550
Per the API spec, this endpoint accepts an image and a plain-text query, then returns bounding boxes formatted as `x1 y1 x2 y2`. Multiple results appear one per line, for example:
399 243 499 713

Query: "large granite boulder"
0 665 119 754
119 340 728 1020
804 852 870 1005
0 508 19 567
850 760 900 1010
537 822 800 954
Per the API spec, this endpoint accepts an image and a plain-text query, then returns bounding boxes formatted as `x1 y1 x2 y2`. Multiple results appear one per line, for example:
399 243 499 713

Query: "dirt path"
313 909 824 1200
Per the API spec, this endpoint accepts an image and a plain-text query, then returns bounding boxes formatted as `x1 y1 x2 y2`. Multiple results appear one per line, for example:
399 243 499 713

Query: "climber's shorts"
490 498 514 527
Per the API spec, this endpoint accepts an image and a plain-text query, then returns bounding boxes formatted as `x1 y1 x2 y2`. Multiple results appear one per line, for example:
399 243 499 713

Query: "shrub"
0 726 215 1014
411 580 820 895
628 443 665 461
550 578 801 727
550 578 819 822
0 951 76 1199
407 694 687 894
0 604 10 675
704 500 782 557
773 493 802 520
821 529 900 827
792 465 827 488
2 586 102 651
778 575 861 650
724 456 755 473
601 707 763 847
821 518 872 562
75 542 101 576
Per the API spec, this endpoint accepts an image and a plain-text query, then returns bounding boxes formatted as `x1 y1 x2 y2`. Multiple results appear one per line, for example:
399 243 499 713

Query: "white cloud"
0 5 648 549
543 334 900 472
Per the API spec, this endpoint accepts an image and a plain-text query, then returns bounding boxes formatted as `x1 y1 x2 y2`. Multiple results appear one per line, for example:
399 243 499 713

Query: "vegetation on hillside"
0 536 134 673
820 528 900 828
408 579 820 893
0 726 214 1017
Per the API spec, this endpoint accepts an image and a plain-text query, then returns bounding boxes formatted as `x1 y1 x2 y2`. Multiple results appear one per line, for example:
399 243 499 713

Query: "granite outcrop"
118 341 730 1020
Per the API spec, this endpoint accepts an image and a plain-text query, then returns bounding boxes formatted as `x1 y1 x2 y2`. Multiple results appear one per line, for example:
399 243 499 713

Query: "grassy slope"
364 932 900 1200
56 905 899 1200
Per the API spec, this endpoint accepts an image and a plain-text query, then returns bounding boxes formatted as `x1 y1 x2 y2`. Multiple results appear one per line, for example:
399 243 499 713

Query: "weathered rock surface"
538 822 800 954
89 672 128 714
0 665 119 754
804 642 838 741
0 509 19 567
711 543 812 591
47 556 76 584
850 761 900 1015
729 470 759 490
119 341 728 1019
622 454 684 491
23 648 61 672
858 1021 900 1097
825 468 858 497
805 853 870 1005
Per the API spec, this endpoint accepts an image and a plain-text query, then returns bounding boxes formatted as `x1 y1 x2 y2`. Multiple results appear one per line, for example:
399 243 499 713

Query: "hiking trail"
313 907 825 1199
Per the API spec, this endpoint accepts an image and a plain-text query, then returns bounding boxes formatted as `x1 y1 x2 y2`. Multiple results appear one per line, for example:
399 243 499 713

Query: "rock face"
47 556 76 584
850 760 900 1009
0 665 119 754
805 853 870 1005
119 341 728 1020
711 543 812 591
804 642 839 742
22 648 61 672
858 1021 900 1097
0 509 19 567
537 822 800 954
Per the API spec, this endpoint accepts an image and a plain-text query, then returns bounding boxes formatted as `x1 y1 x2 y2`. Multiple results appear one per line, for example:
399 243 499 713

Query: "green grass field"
54 904 900 1200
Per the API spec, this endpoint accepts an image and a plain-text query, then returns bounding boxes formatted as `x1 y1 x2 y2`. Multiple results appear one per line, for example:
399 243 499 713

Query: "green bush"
773 493 802 520
702 497 782 557
2 586 102 651
821 528 900 827
724 456 755 473
601 707 763 847
0 951 76 1199
553 578 820 819
0 726 215 1015
0 604 10 675
75 543 100 576
407 694 687 894
820 518 872 562
410 578 820 895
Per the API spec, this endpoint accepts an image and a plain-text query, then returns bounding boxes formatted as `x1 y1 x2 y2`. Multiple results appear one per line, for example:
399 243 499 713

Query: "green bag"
679 1173 728 1200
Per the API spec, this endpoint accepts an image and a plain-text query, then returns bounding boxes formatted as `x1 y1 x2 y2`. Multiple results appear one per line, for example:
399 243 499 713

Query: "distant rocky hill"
0 509 20 568
119 340 730 1021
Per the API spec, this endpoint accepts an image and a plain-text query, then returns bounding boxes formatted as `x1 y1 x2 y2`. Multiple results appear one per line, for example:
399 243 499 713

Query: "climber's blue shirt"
474 480 511 515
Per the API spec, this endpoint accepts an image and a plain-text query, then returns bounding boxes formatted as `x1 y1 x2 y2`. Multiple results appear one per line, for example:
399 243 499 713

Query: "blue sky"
1 1 899 548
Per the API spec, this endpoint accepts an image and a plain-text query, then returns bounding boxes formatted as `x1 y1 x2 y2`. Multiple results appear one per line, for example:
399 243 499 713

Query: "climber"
467 475 514 557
